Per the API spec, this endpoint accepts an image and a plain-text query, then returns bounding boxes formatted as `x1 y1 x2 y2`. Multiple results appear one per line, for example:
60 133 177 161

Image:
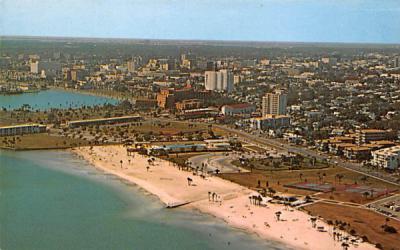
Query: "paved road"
189 152 249 174
214 124 400 187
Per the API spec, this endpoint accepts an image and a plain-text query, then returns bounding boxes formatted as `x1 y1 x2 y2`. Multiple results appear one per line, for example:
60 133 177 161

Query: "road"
151 118 400 186
189 152 249 174
214 124 400 187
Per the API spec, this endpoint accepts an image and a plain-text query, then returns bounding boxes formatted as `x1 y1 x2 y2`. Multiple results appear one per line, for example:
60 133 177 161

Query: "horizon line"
2 34 400 47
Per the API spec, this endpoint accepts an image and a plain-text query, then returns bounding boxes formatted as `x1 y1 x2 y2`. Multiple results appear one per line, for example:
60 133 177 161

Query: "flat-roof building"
250 114 290 130
356 129 388 145
67 115 142 128
262 89 287 116
221 103 256 117
372 146 400 170
204 69 234 93
0 123 47 137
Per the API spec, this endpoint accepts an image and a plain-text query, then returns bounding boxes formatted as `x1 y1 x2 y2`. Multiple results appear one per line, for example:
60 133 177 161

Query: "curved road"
189 152 249 174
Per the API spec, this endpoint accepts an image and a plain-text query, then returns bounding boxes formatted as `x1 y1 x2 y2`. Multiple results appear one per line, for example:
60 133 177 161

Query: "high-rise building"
262 89 287 116
394 56 400 68
30 60 39 74
127 60 136 72
204 69 233 92
71 69 88 82
30 60 61 77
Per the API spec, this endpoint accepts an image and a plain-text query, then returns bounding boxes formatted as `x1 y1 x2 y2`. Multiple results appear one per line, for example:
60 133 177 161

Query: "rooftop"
223 103 254 109
0 123 46 129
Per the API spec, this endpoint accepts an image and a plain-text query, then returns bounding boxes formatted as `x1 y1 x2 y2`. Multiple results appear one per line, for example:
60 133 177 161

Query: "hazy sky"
1 0 399 43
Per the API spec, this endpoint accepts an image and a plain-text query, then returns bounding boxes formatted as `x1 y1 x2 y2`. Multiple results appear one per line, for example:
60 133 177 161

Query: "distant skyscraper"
262 89 287 116
127 60 136 72
321 57 337 66
30 60 61 77
205 69 233 92
394 56 400 68
30 60 39 74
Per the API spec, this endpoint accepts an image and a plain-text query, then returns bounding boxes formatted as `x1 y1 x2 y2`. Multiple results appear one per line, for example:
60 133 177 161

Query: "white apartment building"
371 145 400 170
204 69 233 92
250 114 290 130
262 89 287 116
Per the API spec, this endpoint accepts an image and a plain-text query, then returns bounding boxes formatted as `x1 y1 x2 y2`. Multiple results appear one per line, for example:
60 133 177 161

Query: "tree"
310 217 317 228
382 225 397 234
360 176 368 184
275 211 282 221
335 174 344 184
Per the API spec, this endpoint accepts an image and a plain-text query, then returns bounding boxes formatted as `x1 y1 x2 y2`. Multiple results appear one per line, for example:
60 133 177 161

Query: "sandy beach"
72 145 376 250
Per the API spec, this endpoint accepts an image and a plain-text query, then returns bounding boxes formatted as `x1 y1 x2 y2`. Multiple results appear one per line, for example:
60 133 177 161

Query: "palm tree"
362 191 370 200
187 177 193 186
341 242 349 250
385 217 390 226
370 189 375 198
335 174 344 184
120 160 123 169
360 176 368 184
310 217 317 228
275 211 282 221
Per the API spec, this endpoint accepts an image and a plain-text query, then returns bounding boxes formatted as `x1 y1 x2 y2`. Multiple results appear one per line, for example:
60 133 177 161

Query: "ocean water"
0 150 288 250
0 89 118 111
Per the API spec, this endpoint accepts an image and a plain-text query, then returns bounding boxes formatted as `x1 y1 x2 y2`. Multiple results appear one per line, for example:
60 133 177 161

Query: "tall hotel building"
262 89 287 116
204 69 234 92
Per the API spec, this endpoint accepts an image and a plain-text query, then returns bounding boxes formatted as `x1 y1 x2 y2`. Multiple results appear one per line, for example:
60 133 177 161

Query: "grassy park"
303 202 400 250
0 133 90 150
221 164 398 204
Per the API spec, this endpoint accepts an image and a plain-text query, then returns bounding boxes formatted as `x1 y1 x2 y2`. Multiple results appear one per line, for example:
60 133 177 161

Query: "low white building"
371 146 400 170
221 103 256 117
250 115 290 131
0 123 47 136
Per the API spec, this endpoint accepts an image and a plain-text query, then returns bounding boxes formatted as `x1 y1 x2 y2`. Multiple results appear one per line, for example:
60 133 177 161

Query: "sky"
1 0 400 44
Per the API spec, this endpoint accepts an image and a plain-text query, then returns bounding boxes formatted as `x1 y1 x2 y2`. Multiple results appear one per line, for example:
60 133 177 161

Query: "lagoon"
0 89 118 111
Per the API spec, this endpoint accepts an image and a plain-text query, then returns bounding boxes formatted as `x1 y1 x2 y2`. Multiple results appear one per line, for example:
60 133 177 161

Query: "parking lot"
366 194 400 220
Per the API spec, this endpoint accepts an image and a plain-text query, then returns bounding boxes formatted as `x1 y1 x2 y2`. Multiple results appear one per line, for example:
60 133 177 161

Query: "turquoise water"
0 150 288 250
0 89 118 111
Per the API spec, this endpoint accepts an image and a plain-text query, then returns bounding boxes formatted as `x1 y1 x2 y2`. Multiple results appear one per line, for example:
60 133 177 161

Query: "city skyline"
1 0 400 44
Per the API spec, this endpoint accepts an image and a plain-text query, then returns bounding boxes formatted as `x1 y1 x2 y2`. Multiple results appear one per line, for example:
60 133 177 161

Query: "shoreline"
50 86 128 101
72 145 376 250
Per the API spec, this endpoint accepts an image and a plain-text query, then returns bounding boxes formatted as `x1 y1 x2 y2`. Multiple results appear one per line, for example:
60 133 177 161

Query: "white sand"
73 145 376 250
